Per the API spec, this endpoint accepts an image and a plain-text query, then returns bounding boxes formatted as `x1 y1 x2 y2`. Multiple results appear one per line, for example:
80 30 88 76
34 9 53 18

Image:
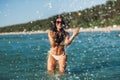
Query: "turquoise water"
0 31 120 80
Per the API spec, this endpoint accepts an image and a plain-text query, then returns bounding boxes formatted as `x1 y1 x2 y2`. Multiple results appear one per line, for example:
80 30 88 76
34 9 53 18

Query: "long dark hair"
50 15 65 32
50 15 66 45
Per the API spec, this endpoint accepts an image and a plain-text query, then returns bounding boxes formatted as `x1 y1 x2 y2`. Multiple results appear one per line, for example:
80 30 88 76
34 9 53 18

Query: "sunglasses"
56 21 62 24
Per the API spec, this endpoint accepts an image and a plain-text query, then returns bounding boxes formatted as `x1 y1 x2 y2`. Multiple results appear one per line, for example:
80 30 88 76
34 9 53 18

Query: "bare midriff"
51 45 65 55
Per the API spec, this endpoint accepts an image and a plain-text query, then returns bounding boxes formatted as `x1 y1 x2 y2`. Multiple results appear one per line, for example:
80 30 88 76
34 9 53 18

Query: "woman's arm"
64 28 80 46
48 30 56 47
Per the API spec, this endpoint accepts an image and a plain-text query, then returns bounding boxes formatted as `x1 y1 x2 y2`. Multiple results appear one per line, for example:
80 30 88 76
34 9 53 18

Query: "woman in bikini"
47 15 79 74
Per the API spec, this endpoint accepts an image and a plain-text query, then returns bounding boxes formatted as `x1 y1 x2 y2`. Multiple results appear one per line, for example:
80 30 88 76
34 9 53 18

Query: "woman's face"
56 18 62 30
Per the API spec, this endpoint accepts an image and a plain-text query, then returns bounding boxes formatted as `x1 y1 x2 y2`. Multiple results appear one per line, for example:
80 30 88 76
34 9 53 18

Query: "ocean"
0 31 120 80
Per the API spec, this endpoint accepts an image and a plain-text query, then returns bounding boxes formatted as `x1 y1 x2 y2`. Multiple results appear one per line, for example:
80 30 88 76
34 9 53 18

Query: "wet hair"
50 15 65 32
54 27 66 45
50 15 66 45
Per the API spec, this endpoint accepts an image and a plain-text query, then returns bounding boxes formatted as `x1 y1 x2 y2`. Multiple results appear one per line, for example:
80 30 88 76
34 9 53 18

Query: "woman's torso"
50 45 65 55
50 30 67 55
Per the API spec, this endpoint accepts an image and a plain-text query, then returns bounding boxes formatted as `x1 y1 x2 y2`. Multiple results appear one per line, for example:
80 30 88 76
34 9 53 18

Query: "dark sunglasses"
56 21 62 24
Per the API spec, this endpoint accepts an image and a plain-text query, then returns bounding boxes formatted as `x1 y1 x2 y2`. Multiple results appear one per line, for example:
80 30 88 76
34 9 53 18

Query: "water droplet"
8 41 11 44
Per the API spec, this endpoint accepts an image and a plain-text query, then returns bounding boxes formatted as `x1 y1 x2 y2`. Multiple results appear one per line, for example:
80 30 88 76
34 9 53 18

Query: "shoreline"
0 26 120 35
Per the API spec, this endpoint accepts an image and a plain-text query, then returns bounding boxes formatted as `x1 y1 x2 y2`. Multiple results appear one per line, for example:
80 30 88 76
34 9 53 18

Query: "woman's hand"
73 28 80 36
64 28 80 46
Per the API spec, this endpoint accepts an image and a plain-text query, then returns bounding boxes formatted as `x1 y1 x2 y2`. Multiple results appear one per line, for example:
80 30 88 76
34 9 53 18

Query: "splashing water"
0 31 120 80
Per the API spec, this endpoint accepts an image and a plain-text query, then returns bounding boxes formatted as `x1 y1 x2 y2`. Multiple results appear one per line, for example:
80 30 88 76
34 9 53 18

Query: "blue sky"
0 0 107 27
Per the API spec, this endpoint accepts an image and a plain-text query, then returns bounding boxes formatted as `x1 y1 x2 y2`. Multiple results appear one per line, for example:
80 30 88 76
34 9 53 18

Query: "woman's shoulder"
48 30 55 36
48 30 54 33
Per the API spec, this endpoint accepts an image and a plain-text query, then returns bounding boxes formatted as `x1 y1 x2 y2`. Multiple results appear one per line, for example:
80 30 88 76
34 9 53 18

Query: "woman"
47 15 79 74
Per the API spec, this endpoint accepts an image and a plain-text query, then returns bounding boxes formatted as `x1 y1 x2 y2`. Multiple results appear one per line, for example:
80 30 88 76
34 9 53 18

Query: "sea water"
0 31 120 80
